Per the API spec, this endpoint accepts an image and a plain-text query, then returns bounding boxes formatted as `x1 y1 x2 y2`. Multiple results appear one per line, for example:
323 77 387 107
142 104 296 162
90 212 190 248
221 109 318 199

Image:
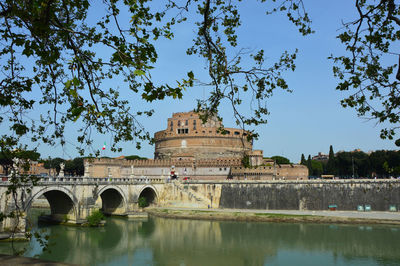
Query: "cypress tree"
326 145 336 175
300 154 306 165
307 155 312 177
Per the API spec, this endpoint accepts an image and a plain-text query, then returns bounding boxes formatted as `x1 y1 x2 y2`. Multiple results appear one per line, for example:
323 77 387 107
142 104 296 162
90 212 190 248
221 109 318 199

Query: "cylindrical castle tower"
154 111 252 160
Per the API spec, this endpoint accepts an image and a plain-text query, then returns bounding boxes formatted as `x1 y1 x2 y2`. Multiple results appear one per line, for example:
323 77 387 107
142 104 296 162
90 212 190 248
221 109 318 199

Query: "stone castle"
86 111 308 180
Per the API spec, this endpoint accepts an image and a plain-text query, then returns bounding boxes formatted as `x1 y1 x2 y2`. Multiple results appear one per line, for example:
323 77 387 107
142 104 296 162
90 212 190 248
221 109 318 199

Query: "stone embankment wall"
174 180 400 211
217 180 400 211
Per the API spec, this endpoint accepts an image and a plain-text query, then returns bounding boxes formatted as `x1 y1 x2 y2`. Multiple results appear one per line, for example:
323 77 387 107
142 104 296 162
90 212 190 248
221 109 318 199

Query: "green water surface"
0 209 399 266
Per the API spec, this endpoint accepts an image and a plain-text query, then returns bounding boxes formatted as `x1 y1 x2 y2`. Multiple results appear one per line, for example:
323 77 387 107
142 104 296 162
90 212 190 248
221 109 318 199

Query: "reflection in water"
0 209 399 265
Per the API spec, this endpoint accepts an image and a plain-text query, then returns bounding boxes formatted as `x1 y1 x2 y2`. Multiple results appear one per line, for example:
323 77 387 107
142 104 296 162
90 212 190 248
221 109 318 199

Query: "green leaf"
134 69 146 76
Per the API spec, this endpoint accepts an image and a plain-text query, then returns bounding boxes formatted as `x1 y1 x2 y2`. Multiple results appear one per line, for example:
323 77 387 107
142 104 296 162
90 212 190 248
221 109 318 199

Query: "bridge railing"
0 175 167 185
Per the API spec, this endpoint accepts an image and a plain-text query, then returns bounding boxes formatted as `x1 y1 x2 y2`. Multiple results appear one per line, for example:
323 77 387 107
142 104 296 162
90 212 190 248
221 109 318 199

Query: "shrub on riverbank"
87 210 105 226
138 197 148 208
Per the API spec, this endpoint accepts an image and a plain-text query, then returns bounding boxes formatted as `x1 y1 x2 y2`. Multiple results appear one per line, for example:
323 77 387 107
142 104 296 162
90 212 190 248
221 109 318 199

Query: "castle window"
193 120 197 130
185 120 188 126
170 121 173 131
185 128 189 134
234 131 240 135
178 120 181 126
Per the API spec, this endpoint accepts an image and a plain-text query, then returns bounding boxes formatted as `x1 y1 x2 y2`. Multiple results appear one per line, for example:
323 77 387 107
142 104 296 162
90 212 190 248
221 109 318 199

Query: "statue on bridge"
59 163 65 177
84 161 90 177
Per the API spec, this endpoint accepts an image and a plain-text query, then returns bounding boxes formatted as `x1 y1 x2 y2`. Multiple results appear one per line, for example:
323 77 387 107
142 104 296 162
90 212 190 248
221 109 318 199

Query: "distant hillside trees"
302 146 400 178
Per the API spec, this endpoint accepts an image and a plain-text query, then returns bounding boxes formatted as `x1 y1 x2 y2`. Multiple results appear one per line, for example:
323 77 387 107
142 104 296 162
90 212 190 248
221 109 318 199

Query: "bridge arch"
138 185 158 207
26 187 78 222
97 185 128 215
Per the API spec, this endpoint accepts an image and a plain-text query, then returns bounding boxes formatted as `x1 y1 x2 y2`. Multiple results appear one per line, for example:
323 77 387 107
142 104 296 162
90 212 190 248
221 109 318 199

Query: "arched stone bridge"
2 177 400 238
0 176 171 237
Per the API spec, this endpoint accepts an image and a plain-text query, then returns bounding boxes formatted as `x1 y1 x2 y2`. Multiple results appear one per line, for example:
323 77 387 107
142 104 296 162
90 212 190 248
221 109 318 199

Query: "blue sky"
23 1 398 163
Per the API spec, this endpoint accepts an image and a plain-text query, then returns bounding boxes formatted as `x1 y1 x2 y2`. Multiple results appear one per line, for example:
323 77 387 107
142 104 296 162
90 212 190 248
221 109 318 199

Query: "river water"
0 209 399 265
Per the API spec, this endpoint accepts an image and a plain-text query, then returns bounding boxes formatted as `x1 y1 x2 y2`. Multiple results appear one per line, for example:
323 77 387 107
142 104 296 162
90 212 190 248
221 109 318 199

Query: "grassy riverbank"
147 208 400 225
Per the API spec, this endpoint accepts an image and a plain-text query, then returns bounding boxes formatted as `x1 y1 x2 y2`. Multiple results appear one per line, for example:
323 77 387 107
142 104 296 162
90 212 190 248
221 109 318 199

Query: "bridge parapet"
0 175 167 186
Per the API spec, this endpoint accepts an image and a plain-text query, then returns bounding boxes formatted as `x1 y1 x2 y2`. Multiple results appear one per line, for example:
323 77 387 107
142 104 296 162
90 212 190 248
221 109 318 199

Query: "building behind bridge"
86 111 308 180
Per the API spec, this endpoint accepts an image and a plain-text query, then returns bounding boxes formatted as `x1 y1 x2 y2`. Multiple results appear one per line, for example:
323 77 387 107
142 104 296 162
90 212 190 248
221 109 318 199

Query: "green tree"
370 150 400 177
64 157 84 176
386 150 400 176
335 150 370 178
271 156 291 165
300 154 306 165
43 157 65 175
272 1 400 143
330 0 400 144
311 160 324 177
125 155 147 161
306 155 312 176
325 145 336 175
369 150 388 177
72 158 84 176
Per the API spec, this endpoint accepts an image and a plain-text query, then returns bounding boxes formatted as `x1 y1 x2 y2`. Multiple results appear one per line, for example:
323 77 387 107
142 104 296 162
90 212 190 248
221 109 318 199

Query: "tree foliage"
305 148 400 178
330 0 400 143
42 157 64 175
87 210 105 227
325 145 336 175
335 151 370 178
0 0 312 156
138 197 148 208
125 155 147 160
311 160 324 177
271 155 291 164
64 157 84 176
300 153 306 165
306 154 312 175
